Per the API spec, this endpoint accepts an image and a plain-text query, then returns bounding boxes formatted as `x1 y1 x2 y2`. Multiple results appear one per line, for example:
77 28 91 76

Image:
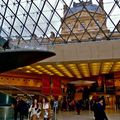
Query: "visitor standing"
29 98 41 120
42 97 50 120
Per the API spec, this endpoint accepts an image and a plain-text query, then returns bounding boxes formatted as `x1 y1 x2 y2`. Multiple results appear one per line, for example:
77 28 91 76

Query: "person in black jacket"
75 99 82 115
2 39 10 50
94 98 108 120
12 96 29 120
12 96 20 120
19 97 28 120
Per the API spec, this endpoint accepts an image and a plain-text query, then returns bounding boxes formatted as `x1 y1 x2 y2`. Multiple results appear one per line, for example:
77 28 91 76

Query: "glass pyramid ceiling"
0 0 120 47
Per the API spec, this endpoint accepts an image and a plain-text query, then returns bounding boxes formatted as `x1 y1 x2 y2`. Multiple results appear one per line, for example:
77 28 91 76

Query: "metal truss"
0 0 119 48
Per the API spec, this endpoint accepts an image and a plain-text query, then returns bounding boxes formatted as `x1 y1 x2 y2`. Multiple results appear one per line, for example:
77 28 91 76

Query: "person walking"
75 99 82 115
94 97 108 120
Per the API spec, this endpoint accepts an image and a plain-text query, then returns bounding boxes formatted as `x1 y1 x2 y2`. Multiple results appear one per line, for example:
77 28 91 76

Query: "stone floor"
56 110 120 120
0 106 120 120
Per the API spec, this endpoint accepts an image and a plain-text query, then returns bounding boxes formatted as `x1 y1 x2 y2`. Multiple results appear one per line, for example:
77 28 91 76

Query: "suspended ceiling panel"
7 59 120 79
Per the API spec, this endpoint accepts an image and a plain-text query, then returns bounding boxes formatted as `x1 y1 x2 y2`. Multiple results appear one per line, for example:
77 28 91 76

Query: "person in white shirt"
29 98 41 120
42 97 50 120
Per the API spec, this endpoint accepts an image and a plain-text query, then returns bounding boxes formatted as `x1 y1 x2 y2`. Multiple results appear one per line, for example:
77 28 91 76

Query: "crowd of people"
59 96 108 120
12 96 29 120
11 95 108 120
12 96 51 120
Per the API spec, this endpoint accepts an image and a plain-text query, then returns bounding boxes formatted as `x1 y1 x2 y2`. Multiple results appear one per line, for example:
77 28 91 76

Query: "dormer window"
96 20 100 26
67 23 73 31
80 22 85 30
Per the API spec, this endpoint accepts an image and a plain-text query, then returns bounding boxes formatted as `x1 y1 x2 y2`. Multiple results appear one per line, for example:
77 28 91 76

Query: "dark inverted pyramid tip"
0 49 55 73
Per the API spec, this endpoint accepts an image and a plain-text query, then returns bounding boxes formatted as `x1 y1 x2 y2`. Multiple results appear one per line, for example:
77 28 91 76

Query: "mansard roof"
65 2 103 17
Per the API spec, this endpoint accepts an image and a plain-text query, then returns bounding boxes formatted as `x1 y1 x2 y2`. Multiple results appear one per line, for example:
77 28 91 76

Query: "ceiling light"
25 66 31 69
79 63 90 77
112 61 120 72
26 70 31 73
101 62 113 74
46 64 64 76
57 64 73 77
90 63 100 76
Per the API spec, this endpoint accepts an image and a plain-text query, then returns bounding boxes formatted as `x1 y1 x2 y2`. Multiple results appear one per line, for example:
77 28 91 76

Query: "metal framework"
0 0 119 48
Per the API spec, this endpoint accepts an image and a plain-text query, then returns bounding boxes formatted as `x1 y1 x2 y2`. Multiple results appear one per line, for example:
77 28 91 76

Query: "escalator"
0 92 14 120
0 85 31 120
0 86 47 120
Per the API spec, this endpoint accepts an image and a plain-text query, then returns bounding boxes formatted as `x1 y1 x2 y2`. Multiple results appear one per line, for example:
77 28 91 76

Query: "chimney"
99 0 104 9
63 4 68 14
89 0 92 4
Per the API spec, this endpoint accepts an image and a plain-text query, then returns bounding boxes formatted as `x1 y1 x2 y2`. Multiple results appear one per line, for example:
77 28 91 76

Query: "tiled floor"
56 110 120 120
0 106 120 120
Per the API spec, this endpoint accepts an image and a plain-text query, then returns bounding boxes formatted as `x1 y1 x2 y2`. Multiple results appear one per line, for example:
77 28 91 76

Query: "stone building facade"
60 0 109 42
